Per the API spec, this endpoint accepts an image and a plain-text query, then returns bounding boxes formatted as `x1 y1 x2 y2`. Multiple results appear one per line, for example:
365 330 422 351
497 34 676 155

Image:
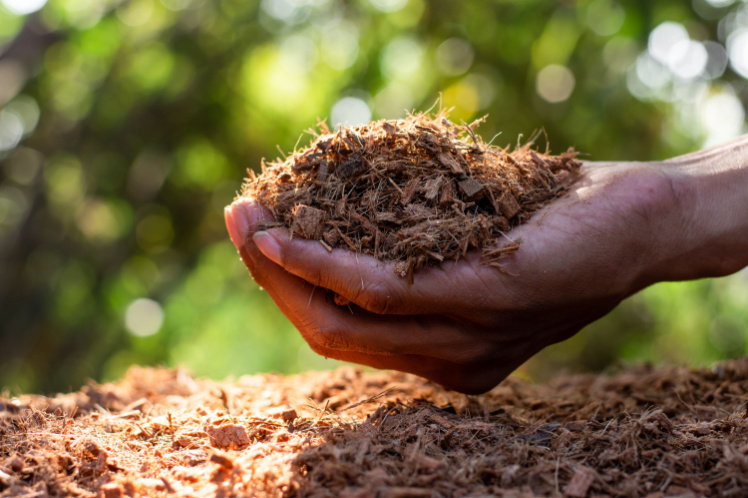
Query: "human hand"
225 138 748 394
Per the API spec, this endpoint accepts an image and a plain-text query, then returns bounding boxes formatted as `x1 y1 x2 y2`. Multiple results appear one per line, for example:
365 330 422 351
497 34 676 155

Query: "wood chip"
458 178 485 201
565 466 595 497
438 152 465 175
291 205 327 239
205 424 250 449
498 191 521 219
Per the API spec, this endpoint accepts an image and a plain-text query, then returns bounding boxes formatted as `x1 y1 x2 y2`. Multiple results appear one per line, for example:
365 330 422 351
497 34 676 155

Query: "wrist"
656 135 748 282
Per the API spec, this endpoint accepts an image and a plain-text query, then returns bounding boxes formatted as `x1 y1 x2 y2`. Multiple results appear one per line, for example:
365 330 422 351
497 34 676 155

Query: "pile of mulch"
3 360 748 497
241 112 581 278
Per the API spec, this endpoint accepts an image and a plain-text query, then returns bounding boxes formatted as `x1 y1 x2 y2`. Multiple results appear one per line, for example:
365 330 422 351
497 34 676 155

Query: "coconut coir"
240 111 581 277
4 360 748 496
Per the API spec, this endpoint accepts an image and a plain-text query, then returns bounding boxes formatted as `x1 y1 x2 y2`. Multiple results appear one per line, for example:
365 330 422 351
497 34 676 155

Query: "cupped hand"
225 161 681 393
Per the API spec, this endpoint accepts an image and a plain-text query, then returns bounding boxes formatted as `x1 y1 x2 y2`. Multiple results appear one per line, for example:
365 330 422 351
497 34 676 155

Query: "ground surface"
2 360 748 497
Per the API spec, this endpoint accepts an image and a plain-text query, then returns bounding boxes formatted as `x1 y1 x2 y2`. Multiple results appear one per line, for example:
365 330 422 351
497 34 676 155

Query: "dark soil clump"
240 112 581 277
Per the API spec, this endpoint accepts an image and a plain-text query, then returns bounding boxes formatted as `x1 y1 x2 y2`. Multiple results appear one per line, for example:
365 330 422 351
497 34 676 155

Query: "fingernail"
225 200 266 248
253 231 282 265
225 203 249 249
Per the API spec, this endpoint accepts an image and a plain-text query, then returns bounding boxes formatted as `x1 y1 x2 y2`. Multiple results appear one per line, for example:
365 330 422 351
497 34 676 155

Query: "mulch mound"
241 113 581 279
3 360 748 497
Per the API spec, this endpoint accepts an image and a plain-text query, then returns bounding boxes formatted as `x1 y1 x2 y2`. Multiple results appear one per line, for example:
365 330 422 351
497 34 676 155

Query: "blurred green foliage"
0 0 747 393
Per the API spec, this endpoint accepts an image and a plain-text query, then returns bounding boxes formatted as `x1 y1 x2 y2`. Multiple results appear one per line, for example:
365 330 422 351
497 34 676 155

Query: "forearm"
660 135 748 281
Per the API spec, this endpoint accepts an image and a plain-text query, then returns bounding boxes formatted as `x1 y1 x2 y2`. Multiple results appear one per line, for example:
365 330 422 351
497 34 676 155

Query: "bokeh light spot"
380 37 423 80
330 97 371 127
159 0 195 11
5 147 43 185
374 82 413 119
462 73 497 111
261 0 323 25
603 36 638 74
1 0 47 15
320 22 359 70
4 96 40 137
369 0 407 13
0 110 24 152
0 60 27 105
435 38 474 76
174 138 229 188
279 35 318 75
442 79 479 121
45 156 86 209
699 88 745 146
126 43 176 93
76 199 129 244
668 40 708 79
635 52 670 90
241 45 316 119
727 29 748 78
648 22 689 66
536 64 575 103
702 41 728 79
125 298 164 337
116 0 154 27
0 186 28 229
586 0 625 37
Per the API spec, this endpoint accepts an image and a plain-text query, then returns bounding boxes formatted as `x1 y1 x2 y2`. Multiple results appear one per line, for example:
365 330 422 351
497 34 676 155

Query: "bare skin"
225 136 748 394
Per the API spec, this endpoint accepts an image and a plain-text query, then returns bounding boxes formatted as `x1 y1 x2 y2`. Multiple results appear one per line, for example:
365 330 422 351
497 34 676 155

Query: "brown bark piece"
350 211 377 236
292 205 327 239
205 424 250 449
209 453 234 470
401 178 419 205
323 228 340 246
6 456 23 472
317 160 329 182
376 212 399 224
275 189 312 213
438 152 465 175
439 180 455 208
565 466 595 497
336 156 366 179
269 408 298 422
498 191 521 219
458 178 485 201
491 216 510 232
101 483 124 498
423 176 443 201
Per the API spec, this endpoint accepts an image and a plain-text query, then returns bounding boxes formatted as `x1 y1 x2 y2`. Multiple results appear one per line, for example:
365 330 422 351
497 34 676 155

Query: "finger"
225 198 276 267
234 204 506 316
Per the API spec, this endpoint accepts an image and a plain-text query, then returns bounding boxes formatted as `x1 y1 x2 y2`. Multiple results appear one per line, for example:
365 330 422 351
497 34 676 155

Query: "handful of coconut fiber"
240 111 581 281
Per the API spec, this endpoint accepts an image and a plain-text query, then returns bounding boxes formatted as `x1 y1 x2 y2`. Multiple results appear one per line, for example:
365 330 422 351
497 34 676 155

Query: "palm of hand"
226 161 675 393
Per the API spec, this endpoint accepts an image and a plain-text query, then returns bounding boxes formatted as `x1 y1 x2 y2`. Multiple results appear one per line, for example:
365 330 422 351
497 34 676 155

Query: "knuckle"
311 266 328 288
356 282 401 314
